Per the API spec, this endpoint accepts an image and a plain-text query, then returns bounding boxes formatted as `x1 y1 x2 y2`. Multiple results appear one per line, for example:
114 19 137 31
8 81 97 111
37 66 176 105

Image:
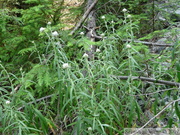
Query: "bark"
70 0 98 35
72 1 98 134
111 75 180 87
85 0 98 60
123 39 173 47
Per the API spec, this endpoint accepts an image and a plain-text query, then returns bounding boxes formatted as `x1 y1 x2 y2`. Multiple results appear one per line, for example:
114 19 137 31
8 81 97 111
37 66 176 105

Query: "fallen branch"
111 75 180 87
130 98 180 135
123 39 173 47
70 0 98 35
90 37 174 47
132 88 177 96
17 94 55 111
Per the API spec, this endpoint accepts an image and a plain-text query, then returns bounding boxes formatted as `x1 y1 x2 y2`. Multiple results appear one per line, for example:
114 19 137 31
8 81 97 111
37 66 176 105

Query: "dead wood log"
111 75 180 87
70 0 98 35
122 39 173 47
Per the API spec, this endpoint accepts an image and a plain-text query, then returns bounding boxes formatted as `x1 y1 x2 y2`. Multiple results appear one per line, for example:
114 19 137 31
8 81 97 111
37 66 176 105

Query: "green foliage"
24 64 52 87
0 0 65 72
0 63 54 134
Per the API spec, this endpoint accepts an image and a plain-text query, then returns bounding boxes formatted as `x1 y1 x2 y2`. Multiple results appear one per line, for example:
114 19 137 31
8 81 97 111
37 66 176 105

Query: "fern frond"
25 64 52 88
18 46 36 55
44 70 51 87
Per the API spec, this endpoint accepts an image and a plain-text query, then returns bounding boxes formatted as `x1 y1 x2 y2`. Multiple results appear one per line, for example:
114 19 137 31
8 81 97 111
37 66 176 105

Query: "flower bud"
47 22 51 25
96 48 100 53
39 27 46 32
6 100 10 104
62 63 70 69
122 8 127 12
80 32 84 35
126 44 131 48
127 14 132 18
101 16 105 19
52 31 59 37
83 53 88 58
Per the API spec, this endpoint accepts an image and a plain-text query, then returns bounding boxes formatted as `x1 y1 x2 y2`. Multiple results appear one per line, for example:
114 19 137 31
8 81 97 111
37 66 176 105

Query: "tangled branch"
111 75 180 87
70 0 98 35
130 98 180 135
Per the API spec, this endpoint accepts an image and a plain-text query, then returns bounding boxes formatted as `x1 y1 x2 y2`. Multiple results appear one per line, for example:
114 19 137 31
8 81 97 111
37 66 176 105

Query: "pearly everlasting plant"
52 31 59 37
62 63 70 69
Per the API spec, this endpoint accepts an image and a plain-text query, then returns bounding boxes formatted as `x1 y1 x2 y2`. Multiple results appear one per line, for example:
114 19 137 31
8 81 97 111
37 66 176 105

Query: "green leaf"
24 0 39 4
167 117 173 128
18 46 36 55
175 101 180 120
135 101 141 121
153 95 158 115
78 37 96 50
176 62 180 82
67 41 74 47
44 70 51 87
34 109 48 134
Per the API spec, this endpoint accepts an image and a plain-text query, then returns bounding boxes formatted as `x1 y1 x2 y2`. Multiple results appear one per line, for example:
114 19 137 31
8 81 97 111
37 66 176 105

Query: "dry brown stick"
17 94 55 111
130 98 180 135
122 39 173 47
111 75 180 87
94 37 173 46
70 0 98 35
132 88 177 96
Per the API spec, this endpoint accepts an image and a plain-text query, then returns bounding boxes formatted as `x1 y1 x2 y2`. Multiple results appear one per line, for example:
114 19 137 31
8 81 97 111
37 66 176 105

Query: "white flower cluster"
127 14 132 18
52 31 59 37
47 22 51 25
126 44 131 49
62 63 70 69
101 16 105 19
122 8 127 12
88 127 92 131
39 27 46 32
83 53 88 58
111 20 114 24
6 100 10 104
96 48 100 53
39 26 59 37
80 32 84 35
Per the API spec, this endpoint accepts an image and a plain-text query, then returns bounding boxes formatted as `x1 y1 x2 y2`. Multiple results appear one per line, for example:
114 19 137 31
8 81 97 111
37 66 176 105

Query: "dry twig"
112 75 180 87
17 94 55 111
123 39 173 47
130 98 180 135
70 0 98 35
132 88 177 96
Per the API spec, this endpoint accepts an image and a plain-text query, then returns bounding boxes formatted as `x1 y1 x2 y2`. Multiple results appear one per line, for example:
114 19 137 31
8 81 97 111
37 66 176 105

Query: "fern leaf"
18 46 36 55
44 70 51 87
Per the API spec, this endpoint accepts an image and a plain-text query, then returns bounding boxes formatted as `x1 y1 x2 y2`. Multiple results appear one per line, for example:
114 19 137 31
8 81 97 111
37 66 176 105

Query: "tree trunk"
85 0 97 60
72 1 98 134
